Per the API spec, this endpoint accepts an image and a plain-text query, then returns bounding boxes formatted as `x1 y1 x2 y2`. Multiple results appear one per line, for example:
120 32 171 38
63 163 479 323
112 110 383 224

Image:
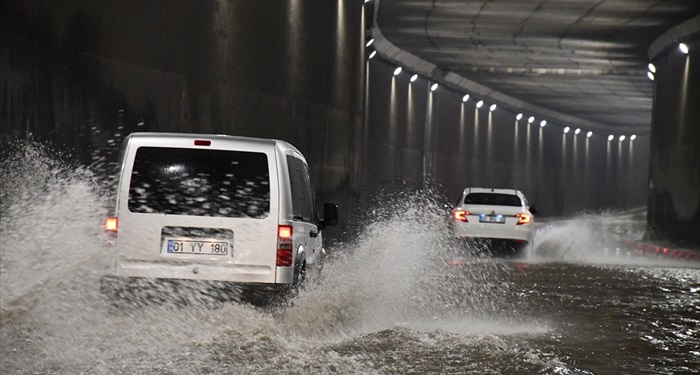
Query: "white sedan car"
451 187 537 257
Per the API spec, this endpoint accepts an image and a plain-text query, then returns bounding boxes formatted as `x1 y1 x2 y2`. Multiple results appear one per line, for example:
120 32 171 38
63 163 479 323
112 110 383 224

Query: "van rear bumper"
114 259 294 284
100 275 293 305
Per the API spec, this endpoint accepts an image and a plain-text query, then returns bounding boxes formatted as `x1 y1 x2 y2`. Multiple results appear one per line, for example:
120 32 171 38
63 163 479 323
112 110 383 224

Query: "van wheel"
292 260 306 293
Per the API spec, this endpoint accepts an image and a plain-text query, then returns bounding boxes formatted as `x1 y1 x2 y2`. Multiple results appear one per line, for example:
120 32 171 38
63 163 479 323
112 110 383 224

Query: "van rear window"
464 193 521 207
128 147 270 218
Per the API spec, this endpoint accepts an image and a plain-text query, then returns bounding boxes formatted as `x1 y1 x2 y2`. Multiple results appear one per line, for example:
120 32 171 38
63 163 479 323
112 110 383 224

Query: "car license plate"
479 214 505 223
166 239 229 255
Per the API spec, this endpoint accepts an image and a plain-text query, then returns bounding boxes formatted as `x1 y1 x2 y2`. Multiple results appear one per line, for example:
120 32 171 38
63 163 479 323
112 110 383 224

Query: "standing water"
1 142 699 374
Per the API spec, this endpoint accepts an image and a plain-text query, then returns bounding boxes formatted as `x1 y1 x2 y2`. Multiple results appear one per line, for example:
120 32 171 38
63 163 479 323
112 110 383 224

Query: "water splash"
531 208 699 269
283 190 529 337
0 141 553 374
0 141 108 325
533 209 643 262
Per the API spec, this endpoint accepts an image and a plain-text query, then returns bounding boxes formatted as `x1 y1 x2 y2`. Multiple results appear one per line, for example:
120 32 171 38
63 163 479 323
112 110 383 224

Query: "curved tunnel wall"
647 30 700 248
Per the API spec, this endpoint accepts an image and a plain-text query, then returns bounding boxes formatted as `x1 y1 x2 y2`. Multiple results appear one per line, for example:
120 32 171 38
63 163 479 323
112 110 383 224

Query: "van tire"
257 261 306 307
292 260 306 293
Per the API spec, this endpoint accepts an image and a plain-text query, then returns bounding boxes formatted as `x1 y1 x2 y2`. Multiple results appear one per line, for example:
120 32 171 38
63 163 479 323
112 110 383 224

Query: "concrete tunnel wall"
0 0 662 244
647 29 700 249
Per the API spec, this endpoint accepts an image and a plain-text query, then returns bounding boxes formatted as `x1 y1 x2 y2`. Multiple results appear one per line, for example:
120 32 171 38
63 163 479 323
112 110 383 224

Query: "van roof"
124 132 303 157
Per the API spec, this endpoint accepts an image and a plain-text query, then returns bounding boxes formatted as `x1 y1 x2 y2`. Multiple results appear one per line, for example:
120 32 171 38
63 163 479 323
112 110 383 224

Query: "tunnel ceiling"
374 0 700 134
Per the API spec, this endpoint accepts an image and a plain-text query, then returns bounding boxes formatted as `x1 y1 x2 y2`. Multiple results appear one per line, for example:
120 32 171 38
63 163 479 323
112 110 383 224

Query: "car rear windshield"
464 193 522 207
128 147 270 218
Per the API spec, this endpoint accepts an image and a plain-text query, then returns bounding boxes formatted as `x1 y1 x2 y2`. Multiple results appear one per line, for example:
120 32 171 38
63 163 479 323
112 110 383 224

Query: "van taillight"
194 140 211 146
454 210 469 222
276 225 293 267
516 213 531 225
105 217 118 232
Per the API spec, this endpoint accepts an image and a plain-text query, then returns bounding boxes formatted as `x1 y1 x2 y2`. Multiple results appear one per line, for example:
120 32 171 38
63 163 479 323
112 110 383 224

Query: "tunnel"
3 2 700 374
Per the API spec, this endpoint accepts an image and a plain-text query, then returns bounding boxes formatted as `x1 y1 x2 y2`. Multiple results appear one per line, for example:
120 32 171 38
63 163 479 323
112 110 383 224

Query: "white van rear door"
115 143 279 282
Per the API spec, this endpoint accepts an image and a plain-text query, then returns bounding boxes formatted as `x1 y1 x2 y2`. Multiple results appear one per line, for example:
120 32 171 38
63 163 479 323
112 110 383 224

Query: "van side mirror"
319 203 338 230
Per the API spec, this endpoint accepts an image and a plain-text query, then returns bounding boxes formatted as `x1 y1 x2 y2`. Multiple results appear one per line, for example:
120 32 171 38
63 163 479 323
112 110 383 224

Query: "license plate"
479 214 505 223
166 239 229 255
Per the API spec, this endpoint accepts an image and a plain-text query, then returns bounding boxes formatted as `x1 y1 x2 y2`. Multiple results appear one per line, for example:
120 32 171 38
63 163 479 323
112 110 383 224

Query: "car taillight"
516 213 531 225
276 225 293 267
105 217 118 232
194 139 211 146
453 210 469 222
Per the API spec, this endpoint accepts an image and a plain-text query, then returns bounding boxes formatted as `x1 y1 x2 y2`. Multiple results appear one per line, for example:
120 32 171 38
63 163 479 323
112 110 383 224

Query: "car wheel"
512 241 532 259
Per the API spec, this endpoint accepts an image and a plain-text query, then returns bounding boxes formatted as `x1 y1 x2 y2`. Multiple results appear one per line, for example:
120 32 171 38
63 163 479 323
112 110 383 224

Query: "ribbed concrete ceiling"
374 0 700 134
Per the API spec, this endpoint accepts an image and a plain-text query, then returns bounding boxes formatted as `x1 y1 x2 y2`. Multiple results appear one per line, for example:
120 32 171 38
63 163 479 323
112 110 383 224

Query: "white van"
101 132 338 303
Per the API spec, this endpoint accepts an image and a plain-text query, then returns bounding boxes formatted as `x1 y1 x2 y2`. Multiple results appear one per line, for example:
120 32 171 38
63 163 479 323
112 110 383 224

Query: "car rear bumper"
457 237 531 258
453 224 534 243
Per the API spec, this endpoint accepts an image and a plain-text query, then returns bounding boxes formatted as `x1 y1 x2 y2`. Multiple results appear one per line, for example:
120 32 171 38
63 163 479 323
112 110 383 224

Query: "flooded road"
2 144 699 374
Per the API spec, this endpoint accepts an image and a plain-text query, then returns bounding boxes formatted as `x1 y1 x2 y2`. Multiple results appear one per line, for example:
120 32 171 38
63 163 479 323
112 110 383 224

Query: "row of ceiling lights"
369 42 638 142
516 114 636 142
647 43 690 81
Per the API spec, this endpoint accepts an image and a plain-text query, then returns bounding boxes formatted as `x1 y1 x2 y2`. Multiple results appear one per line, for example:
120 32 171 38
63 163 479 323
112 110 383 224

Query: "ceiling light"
476 100 484 108
430 83 438 92
516 113 523 120
647 72 655 81
630 134 637 141
393 67 402 76
619 135 626 142
489 104 497 112
462 94 470 102
410 74 418 82
648 63 656 73
564 127 570 134
608 135 614 141
679 43 689 54
540 120 547 127
369 51 376 59
366 39 374 47
575 128 581 135
587 131 593 138
528 116 535 124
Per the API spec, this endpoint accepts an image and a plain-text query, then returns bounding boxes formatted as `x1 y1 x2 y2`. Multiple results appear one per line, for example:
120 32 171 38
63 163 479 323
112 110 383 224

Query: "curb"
634 243 700 262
